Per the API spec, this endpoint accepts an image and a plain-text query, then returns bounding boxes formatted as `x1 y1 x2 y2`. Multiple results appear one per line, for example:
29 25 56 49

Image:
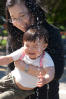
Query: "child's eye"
26 46 29 48
26 44 29 48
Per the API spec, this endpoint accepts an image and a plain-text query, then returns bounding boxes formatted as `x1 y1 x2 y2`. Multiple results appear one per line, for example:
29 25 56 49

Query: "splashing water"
37 37 41 52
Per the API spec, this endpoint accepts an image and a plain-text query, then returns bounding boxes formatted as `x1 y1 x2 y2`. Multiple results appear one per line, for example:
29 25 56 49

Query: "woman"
6 0 64 99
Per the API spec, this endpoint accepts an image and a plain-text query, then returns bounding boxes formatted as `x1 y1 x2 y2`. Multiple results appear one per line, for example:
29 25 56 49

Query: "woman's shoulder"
43 21 60 34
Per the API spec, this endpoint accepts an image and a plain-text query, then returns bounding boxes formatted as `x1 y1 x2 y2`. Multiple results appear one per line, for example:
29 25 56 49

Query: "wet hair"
5 0 47 50
6 0 46 25
23 25 48 43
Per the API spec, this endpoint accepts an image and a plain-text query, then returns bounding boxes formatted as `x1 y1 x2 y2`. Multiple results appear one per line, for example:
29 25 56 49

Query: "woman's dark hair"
6 0 46 25
23 25 48 43
6 0 46 50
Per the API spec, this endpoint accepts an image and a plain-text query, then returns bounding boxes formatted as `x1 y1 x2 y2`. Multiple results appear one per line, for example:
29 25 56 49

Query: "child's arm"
0 55 13 66
0 47 24 66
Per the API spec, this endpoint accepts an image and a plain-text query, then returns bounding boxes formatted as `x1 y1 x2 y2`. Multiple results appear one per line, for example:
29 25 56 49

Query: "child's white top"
10 47 54 88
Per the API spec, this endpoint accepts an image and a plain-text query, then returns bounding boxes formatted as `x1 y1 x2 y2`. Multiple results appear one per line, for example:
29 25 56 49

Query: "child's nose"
29 47 34 50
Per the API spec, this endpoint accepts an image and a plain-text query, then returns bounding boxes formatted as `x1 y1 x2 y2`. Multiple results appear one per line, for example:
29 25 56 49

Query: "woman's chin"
15 25 26 32
19 27 26 32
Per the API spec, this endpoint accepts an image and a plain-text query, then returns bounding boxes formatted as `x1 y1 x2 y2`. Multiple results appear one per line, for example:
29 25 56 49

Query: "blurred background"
0 0 66 49
0 0 66 99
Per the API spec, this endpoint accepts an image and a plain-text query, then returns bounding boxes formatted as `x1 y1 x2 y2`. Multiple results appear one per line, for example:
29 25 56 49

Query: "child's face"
24 39 48 59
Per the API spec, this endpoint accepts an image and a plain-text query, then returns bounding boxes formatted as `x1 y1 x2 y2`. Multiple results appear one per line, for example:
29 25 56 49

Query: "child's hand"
37 72 46 87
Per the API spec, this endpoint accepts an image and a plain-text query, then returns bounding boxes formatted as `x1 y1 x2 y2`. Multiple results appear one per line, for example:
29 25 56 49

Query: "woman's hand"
37 72 46 87
14 60 44 77
14 60 40 76
14 60 25 70
37 67 55 87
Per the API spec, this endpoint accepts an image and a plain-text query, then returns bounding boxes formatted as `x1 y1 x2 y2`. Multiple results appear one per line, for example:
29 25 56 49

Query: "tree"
0 0 6 17
0 0 66 30
37 0 66 30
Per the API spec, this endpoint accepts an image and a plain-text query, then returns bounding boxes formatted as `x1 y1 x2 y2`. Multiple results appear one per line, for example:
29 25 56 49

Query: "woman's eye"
19 15 25 18
12 18 17 21
21 15 25 17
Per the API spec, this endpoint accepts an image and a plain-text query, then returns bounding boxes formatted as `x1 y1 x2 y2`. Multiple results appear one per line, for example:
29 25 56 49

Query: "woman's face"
8 3 34 32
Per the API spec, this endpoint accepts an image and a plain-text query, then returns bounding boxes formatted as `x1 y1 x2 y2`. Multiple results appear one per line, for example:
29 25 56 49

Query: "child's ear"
43 43 48 50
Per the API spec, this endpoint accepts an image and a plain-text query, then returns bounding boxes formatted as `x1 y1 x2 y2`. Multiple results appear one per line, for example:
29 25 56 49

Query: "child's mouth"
29 53 35 55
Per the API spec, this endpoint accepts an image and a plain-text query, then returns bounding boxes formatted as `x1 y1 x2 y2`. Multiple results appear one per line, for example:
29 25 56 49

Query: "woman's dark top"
44 21 64 80
36 21 64 99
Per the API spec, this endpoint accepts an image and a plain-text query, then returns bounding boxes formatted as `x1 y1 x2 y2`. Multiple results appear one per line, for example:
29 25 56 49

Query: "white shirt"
10 47 54 88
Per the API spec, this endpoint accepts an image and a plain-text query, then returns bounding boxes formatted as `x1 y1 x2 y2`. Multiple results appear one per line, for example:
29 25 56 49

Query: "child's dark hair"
23 25 48 43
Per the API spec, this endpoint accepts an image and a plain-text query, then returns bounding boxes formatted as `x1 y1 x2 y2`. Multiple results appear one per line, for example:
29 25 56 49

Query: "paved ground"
59 66 66 99
0 48 66 99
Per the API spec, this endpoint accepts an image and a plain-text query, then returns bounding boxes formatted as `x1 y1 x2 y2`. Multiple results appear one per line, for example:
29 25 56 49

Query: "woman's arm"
14 60 46 77
46 25 64 80
15 60 55 87
0 47 24 66
0 55 13 66
37 67 55 87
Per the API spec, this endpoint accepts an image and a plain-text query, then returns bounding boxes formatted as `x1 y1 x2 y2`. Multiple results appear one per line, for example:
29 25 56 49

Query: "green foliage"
38 0 66 31
59 26 65 30
62 35 66 39
0 0 6 17
2 30 8 36
0 39 7 46
0 0 66 31
0 25 8 48
47 0 66 30
0 25 8 36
